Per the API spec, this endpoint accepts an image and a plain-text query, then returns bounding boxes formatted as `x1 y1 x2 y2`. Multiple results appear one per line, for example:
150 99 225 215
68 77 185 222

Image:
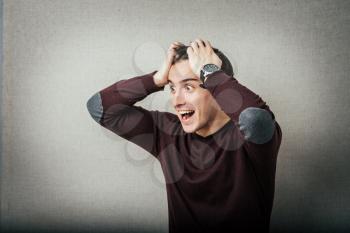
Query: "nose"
173 90 186 107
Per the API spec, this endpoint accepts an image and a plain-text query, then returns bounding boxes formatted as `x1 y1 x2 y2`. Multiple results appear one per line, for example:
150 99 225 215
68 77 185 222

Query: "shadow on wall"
2 229 165 233
2 222 166 233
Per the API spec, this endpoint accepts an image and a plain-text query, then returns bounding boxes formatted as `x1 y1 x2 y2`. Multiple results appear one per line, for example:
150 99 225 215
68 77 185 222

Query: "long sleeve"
86 70 167 158
201 70 283 219
201 70 283 171
201 70 282 145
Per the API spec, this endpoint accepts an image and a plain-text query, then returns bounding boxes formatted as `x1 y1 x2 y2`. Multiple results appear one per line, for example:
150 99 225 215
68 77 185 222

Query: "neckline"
192 120 233 140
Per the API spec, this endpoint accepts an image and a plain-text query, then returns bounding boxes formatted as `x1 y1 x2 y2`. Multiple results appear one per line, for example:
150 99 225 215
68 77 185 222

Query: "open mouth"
180 110 195 121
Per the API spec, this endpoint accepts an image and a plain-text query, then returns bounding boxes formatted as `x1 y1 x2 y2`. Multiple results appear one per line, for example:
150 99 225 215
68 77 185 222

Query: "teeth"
178 110 194 114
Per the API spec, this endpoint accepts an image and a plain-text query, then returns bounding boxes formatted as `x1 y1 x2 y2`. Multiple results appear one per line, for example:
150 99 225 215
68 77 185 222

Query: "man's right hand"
153 41 184 87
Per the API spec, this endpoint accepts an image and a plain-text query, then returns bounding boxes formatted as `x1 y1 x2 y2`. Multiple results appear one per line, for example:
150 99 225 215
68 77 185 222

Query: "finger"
189 41 199 53
206 40 213 48
170 42 184 49
170 43 181 49
186 46 193 57
172 41 184 46
195 38 205 49
203 40 212 49
190 40 200 48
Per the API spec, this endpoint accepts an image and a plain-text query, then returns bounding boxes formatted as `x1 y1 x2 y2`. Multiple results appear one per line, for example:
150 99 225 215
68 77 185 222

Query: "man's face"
168 60 220 134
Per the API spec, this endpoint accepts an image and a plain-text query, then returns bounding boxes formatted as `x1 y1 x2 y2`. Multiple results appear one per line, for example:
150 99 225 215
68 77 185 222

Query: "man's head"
167 45 233 135
172 45 234 77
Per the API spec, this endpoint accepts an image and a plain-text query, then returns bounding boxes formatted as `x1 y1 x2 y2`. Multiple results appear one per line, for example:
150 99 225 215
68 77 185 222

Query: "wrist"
200 63 221 84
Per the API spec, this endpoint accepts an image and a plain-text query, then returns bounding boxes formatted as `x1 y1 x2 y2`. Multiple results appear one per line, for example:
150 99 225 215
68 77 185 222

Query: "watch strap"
200 64 221 83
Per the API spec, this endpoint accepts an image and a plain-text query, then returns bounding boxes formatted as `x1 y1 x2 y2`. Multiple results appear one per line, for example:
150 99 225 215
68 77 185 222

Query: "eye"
185 85 194 91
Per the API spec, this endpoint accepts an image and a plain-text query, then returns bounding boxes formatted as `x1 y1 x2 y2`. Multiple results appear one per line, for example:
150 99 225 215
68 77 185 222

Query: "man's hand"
187 39 222 79
153 41 184 87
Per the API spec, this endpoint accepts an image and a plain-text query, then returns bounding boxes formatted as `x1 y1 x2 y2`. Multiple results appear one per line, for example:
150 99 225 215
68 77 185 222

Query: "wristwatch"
200 63 221 83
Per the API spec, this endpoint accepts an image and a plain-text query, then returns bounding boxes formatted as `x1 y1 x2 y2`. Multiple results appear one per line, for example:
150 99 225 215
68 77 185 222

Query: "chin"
182 128 194 133
181 124 198 133
178 115 200 133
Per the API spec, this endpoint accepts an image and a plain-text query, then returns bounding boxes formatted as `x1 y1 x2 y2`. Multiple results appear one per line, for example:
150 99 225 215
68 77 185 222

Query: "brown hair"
172 45 234 77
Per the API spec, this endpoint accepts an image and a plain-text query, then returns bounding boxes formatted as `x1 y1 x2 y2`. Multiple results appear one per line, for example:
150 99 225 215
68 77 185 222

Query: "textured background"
1 0 349 232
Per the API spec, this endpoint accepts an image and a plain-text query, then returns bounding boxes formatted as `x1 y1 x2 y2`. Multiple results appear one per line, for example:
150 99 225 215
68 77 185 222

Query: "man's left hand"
187 39 222 79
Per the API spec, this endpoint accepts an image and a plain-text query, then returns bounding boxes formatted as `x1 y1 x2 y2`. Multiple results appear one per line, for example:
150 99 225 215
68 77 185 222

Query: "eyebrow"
168 78 200 85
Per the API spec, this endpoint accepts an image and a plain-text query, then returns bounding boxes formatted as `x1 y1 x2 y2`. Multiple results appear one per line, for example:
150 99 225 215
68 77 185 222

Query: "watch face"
201 64 220 81
203 64 219 72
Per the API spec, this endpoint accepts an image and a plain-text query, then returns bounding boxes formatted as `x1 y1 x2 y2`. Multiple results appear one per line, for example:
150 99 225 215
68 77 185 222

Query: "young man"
87 39 282 233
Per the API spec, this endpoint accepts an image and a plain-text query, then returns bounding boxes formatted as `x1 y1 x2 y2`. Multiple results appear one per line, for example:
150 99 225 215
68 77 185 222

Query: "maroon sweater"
87 70 282 233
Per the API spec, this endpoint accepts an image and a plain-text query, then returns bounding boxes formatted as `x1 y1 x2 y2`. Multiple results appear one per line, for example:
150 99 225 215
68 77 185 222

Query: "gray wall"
1 0 349 232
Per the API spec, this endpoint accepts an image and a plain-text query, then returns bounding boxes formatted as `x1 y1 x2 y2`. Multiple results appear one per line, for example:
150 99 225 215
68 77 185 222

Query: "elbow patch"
87 92 103 124
238 107 275 144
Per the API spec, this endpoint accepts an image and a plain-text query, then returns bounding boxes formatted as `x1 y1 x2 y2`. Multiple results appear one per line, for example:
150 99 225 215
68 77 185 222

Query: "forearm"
87 70 164 125
86 70 166 157
202 71 276 144
202 71 274 118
